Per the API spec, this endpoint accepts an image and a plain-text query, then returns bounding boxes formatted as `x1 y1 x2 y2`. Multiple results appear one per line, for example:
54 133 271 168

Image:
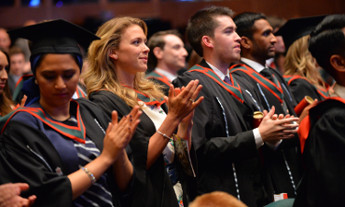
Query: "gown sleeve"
173 73 258 163
0 120 73 207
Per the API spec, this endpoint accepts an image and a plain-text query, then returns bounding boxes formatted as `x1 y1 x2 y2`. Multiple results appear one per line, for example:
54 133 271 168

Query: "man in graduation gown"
173 7 299 207
294 14 345 207
146 30 188 95
230 12 303 201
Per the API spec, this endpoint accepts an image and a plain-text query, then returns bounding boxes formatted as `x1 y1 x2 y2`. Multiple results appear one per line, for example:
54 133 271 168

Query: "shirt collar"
155 68 177 82
205 61 230 80
332 83 345 99
241 57 267 73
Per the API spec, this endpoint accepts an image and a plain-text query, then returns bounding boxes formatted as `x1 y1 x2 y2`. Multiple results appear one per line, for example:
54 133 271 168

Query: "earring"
34 79 38 84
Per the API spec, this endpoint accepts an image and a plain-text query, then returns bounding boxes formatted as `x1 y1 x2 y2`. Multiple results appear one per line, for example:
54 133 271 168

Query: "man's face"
211 15 242 64
10 53 26 76
159 34 188 72
250 19 277 62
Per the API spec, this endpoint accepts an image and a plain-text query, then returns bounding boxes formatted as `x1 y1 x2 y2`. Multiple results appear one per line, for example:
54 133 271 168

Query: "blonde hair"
284 35 325 88
189 191 248 207
82 17 164 107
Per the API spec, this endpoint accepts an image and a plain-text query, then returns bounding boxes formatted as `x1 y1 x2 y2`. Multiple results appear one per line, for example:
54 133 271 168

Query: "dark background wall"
0 0 344 30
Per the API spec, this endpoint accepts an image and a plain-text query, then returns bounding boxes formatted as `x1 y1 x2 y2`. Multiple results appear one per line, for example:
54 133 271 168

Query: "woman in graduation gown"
284 35 329 103
0 19 141 207
82 17 203 207
277 16 330 103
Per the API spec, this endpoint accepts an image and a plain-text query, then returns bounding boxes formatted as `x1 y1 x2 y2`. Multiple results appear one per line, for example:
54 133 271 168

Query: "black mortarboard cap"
275 15 326 50
8 19 100 57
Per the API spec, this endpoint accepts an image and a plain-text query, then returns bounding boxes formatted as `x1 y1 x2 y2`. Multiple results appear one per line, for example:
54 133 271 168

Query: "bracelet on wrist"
157 130 173 141
79 165 96 184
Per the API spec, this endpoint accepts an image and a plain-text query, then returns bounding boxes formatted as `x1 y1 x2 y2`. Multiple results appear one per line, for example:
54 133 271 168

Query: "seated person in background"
278 16 329 103
8 46 27 95
294 14 345 207
0 19 141 207
146 30 188 95
189 191 248 207
0 28 11 53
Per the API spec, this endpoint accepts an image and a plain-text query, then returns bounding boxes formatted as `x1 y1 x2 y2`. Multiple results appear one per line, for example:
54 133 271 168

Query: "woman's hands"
147 80 203 168
164 80 203 123
258 106 299 145
101 106 141 164
69 107 141 199
172 82 204 149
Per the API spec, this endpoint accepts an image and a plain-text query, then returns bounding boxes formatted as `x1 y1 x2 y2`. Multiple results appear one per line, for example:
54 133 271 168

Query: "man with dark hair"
295 14 345 207
146 30 188 95
173 6 298 206
230 12 302 201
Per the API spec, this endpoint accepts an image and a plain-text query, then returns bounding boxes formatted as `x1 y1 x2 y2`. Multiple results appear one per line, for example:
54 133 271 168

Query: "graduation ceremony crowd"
0 5 344 207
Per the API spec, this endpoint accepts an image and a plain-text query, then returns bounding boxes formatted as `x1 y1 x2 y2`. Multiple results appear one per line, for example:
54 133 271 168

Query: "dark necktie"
261 67 290 114
260 67 274 82
224 76 233 86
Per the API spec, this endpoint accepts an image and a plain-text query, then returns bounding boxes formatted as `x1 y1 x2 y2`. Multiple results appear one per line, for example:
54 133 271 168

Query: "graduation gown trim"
147 70 171 87
0 98 114 207
1 100 86 143
117 87 166 107
298 97 345 153
89 90 181 207
189 64 244 103
284 75 329 99
230 63 284 103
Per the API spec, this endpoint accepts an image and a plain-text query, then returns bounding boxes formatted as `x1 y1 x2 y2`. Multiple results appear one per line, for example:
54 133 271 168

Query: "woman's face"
35 54 80 108
111 24 149 75
0 51 8 95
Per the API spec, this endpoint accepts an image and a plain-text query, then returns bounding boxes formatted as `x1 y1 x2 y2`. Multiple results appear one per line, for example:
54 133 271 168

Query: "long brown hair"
0 48 14 116
83 17 164 107
284 35 325 88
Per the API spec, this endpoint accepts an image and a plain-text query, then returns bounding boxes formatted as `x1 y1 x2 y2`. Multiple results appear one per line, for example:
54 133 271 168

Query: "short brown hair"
187 6 234 57
9 46 25 57
147 30 182 70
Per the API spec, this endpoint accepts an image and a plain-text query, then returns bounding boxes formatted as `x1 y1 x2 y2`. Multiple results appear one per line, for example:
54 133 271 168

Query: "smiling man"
146 30 188 95
230 12 302 202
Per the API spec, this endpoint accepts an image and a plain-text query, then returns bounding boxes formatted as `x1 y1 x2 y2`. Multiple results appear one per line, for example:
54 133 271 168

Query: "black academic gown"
230 62 303 201
0 98 124 207
294 98 345 207
89 91 196 207
231 63 297 115
146 70 171 96
173 60 269 207
284 75 328 103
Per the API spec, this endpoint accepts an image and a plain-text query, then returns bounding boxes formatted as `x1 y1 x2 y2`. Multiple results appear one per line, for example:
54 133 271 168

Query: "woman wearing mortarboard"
0 19 141 207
